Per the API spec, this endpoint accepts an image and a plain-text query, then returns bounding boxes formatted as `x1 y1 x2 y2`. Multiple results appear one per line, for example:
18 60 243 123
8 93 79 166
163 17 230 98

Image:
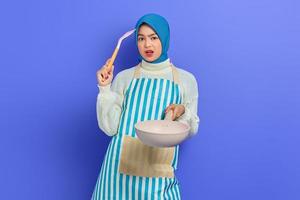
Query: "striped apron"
92 63 182 200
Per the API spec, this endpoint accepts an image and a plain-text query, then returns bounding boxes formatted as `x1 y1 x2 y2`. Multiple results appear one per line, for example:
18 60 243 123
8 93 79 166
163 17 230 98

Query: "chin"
145 58 154 62
143 56 158 63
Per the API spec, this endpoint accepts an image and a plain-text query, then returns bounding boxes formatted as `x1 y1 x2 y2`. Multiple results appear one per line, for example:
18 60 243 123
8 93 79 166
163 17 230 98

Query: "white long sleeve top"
96 58 200 137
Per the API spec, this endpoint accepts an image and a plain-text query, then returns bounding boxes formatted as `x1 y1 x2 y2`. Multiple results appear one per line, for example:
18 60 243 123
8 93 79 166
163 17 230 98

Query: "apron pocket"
119 135 175 178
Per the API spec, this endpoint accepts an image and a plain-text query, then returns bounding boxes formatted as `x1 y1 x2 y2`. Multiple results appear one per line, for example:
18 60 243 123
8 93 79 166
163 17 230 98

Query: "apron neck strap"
133 63 180 84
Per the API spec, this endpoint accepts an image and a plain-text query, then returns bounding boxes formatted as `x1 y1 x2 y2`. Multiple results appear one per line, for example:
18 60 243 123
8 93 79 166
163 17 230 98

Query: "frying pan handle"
164 110 174 121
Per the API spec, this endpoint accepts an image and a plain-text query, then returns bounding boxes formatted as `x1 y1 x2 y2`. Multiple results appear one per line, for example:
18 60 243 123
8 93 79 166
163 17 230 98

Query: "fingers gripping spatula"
106 29 136 71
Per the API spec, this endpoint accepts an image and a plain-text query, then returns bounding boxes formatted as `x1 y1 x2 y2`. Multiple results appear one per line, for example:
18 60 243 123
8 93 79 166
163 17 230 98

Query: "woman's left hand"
164 104 185 121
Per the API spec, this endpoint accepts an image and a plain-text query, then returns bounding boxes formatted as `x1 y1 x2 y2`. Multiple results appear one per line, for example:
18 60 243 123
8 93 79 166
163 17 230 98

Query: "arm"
177 72 200 137
96 73 124 136
96 58 127 136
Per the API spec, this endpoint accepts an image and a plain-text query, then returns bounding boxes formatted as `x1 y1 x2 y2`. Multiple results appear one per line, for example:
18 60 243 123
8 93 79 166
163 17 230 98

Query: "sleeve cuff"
97 84 111 93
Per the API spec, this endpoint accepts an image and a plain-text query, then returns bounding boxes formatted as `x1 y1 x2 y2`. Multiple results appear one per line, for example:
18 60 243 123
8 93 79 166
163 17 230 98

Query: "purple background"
1 0 300 199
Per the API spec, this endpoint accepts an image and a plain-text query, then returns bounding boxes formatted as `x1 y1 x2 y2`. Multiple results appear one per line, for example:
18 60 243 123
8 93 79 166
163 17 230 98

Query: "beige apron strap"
133 64 141 79
171 64 180 85
171 64 184 103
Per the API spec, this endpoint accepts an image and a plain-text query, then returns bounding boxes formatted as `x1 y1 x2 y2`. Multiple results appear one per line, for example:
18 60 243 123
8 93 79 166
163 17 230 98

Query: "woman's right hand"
97 58 114 86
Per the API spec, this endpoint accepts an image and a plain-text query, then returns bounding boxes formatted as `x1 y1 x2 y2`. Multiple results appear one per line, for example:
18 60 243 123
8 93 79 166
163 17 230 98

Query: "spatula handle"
106 47 119 71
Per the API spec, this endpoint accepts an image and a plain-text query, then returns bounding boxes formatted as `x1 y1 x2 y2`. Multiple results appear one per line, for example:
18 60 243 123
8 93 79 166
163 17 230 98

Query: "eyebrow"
137 33 157 37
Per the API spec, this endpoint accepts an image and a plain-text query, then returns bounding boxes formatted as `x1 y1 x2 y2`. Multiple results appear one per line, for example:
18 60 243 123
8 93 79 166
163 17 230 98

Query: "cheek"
156 42 162 53
137 44 144 52
156 44 162 55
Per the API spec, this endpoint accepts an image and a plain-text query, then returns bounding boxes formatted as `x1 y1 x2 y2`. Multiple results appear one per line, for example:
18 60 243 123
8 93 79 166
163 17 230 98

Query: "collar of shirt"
140 58 171 72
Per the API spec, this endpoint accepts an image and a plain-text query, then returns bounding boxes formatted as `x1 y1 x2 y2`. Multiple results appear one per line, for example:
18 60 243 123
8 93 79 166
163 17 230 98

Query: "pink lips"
145 50 154 57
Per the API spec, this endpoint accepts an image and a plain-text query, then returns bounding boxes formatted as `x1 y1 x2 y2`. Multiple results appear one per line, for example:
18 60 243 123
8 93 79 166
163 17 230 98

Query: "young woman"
92 13 200 200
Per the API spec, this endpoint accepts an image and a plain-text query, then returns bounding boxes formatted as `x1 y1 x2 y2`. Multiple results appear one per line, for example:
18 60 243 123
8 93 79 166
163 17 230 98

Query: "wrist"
97 84 111 93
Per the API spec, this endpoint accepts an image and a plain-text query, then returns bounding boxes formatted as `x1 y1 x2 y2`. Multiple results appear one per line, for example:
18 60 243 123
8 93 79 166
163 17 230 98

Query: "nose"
144 38 151 48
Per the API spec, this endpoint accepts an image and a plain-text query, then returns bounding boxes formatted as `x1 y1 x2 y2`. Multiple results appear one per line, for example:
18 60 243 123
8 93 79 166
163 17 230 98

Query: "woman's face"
137 24 162 62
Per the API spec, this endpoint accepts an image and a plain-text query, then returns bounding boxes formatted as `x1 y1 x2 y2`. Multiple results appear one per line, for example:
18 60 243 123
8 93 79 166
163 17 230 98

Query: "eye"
138 37 144 41
151 36 158 40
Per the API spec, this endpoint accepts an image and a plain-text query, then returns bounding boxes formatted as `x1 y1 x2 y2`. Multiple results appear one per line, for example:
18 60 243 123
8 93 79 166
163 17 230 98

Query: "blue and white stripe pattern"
92 74 182 200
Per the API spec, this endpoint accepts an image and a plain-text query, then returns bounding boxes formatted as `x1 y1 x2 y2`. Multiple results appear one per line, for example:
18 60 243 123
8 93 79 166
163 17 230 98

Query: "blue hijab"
135 13 170 63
